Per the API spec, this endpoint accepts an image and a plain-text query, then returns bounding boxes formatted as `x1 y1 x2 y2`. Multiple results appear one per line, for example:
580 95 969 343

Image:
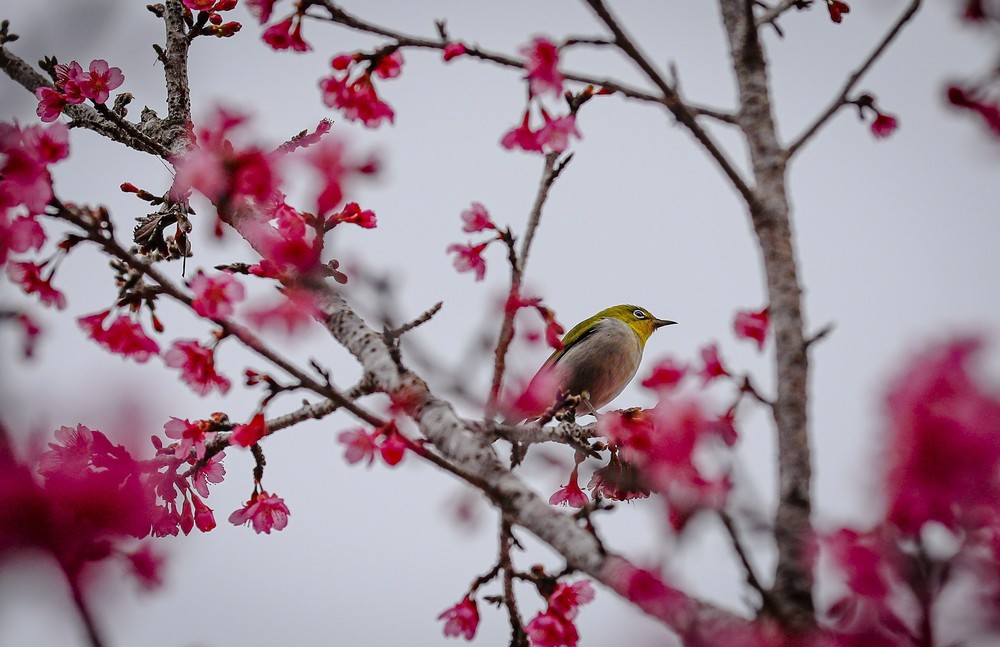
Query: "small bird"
511 304 675 421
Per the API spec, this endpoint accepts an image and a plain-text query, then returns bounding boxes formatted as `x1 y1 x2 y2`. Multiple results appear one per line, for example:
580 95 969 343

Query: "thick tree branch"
314 284 749 640
718 0 814 632
787 0 923 157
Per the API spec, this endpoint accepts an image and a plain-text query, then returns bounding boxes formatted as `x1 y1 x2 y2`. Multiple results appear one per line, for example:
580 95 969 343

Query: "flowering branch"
786 0 922 157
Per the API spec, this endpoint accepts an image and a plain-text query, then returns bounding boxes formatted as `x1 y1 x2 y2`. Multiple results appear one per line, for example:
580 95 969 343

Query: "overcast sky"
1 1 998 645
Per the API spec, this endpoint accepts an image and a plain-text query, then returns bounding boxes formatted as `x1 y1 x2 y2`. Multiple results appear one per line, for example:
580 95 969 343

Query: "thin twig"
786 0 923 157
66 573 104 647
500 516 528 647
719 510 776 617
51 200 385 430
485 153 565 418
755 0 809 30
384 301 443 340
582 0 757 207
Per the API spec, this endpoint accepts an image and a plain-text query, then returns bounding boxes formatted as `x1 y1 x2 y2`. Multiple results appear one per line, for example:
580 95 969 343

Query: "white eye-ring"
632 309 646 319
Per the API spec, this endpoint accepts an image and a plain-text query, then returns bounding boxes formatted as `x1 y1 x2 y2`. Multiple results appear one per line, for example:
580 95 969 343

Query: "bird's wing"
542 315 601 369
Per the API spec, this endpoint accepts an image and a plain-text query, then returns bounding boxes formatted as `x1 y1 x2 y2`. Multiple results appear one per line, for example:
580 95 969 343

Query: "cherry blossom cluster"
317 50 403 128
338 421 410 468
501 38 582 155
446 201 503 282
248 0 310 51
180 0 241 38
34 59 124 122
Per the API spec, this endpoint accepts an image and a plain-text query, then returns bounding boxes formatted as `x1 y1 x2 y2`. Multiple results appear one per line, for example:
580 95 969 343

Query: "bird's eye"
632 309 646 319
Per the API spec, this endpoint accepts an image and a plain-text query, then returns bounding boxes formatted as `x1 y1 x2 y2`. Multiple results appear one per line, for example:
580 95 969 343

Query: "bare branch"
582 0 757 207
787 0 923 157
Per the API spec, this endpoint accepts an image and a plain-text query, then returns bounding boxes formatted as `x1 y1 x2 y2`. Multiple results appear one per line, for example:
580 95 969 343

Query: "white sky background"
1 0 998 645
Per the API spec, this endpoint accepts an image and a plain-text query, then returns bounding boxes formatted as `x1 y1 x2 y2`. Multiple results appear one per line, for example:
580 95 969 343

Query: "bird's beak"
653 318 677 328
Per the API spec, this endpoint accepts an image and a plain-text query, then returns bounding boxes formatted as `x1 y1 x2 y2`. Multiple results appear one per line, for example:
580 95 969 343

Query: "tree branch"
786 0 923 157
717 0 814 631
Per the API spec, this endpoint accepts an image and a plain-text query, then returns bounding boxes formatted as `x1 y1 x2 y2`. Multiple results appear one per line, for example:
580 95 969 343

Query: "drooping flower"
191 450 226 497
6 261 66 309
228 489 290 534
826 0 851 23
535 111 581 153
189 270 245 319
231 412 268 447
261 14 310 51
460 201 496 233
319 73 394 128
520 37 563 97
191 494 217 532
373 51 404 79
163 417 216 461
733 308 769 351
446 241 489 281
549 466 588 508
946 84 1000 136
588 451 650 501
438 596 479 640
378 424 408 466
524 610 580 647
78 311 160 362
548 580 596 619
500 110 543 153
163 339 231 396
870 111 898 139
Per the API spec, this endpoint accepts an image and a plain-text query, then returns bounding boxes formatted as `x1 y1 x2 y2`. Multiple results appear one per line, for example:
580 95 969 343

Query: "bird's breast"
558 318 643 410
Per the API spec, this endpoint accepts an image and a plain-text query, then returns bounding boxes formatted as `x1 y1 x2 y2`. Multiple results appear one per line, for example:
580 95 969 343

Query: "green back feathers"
544 304 673 367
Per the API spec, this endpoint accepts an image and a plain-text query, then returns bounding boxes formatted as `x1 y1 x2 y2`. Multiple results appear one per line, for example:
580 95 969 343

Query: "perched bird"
510 304 675 421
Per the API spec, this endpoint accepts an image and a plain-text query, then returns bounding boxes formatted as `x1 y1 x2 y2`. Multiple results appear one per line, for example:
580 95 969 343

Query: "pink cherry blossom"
228 489 290 534
587 452 650 501
78 311 160 362
443 42 468 62
373 51 404 79
53 61 87 104
0 122 70 214
231 412 268 447
733 308 769 351
698 343 729 384
501 110 543 153
548 580 596 619
641 357 688 391
870 112 898 139
245 0 278 23
261 15 310 51
6 261 66 309
884 338 1000 534
164 417 216 460
446 241 489 281
189 270 245 319
164 339 231 396
338 428 379 465
549 466 588 508
191 494 217 532
378 425 408 466
438 597 479 640
460 201 496 233
191 450 226 497
319 73 395 128
78 59 125 104
520 37 563 97
327 201 377 229
38 424 98 478
34 86 67 122
536 111 581 153
524 610 579 647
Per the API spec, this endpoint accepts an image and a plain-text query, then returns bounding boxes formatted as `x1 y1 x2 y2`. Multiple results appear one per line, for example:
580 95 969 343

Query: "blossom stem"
66 572 105 647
